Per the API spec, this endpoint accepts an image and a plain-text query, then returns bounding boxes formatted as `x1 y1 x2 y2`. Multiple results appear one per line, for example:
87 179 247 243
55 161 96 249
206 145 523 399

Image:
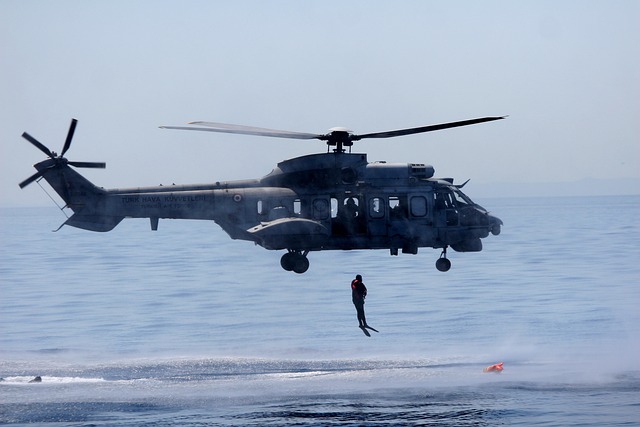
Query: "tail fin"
36 162 123 232
19 119 122 232
34 159 104 210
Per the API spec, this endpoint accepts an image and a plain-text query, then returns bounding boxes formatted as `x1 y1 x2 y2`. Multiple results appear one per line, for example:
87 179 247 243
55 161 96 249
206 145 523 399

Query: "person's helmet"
355 274 362 281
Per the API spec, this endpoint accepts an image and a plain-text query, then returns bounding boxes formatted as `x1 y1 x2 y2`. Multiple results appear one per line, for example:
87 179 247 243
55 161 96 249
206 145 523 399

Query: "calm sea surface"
1 196 639 426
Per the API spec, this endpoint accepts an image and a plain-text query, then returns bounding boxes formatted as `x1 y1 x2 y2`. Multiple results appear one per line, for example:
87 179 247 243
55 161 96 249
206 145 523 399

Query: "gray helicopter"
19 116 503 273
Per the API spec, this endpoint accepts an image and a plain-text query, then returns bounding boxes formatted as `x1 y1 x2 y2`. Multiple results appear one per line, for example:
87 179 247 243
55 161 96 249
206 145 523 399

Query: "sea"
1 195 639 426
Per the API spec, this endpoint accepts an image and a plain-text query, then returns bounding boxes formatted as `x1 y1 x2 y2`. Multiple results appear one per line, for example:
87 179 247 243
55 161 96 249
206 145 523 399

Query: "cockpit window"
452 189 473 206
435 192 454 209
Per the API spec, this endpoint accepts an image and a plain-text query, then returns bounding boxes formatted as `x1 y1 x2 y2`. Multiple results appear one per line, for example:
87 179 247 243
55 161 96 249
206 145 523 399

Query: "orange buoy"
483 362 504 373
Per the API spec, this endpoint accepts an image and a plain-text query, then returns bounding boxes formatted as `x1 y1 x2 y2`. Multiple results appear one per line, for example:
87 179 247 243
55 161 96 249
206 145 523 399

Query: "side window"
389 196 400 211
331 197 338 219
410 196 427 217
294 199 301 216
257 200 263 215
313 198 329 220
369 197 385 219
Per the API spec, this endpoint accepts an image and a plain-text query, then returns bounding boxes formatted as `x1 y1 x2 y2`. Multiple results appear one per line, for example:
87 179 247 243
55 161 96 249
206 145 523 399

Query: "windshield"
451 188 473 206
451 187 487 211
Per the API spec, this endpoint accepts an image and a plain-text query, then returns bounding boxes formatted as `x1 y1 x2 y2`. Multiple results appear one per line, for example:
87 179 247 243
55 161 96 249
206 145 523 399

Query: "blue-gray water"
1 196 639 426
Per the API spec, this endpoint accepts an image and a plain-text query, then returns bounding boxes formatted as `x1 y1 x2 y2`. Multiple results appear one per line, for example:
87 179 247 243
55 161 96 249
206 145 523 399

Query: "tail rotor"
19 119 106 189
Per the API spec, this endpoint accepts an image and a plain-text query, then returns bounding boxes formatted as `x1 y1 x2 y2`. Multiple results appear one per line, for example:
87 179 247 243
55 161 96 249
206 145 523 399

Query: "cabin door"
331 194 365 236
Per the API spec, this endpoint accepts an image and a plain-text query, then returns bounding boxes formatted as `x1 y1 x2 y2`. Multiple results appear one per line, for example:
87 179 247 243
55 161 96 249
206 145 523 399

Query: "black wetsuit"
351 278 368 327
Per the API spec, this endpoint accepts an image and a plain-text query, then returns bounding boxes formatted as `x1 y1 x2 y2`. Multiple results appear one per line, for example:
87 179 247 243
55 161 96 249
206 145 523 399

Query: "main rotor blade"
22 132 54 158
60 118 78 157
19 171 44 189
161 122 321 140
68 161 106 169
355 116 505 140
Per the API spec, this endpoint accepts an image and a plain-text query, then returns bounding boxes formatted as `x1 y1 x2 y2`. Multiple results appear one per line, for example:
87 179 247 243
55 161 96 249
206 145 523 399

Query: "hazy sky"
2 0 639 207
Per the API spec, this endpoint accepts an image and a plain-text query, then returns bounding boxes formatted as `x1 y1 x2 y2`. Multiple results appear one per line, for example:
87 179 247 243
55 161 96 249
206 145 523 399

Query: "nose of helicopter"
489 215 502 236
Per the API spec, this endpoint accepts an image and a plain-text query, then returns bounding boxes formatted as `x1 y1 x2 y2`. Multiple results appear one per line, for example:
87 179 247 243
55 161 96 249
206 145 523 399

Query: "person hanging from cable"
351 274 367 327
351 274 378 335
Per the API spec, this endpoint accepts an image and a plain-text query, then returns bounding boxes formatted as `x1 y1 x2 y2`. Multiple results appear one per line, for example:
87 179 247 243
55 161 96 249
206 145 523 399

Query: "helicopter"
19 116 503 274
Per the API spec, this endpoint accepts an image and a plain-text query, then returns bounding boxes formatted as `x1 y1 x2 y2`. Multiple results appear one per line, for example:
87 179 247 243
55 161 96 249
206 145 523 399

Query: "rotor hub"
322 128 355 151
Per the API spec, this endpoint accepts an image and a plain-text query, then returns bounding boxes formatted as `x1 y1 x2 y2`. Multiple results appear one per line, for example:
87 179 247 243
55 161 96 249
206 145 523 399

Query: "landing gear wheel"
436 258 451 272
280 252 295 271
292 256 309 274
436 247 451 272
280 250 310 274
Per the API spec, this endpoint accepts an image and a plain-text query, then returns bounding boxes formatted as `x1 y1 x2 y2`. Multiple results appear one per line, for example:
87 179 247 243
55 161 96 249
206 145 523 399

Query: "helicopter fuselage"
37 152 501 273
